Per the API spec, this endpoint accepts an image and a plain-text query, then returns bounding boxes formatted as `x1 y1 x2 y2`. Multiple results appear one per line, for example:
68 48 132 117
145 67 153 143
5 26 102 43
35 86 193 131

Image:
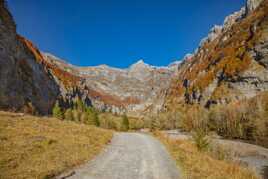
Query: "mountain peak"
136 59 145 64
129 59 150 70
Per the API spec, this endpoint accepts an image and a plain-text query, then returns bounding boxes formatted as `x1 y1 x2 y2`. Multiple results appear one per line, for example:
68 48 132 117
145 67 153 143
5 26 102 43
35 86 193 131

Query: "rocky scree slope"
165 0 268 109
0 0 59 114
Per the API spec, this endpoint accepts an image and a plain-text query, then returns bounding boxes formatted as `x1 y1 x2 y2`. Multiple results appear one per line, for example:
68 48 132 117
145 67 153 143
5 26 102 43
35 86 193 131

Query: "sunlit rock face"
165 0 268 109
246 0 264 14
0 0 59 114
43 53 178 116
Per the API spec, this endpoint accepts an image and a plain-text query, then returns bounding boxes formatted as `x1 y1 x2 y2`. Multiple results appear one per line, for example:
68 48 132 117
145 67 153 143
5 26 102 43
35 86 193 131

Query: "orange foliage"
17 35 81 87
87 88 140 107
172 0 268 96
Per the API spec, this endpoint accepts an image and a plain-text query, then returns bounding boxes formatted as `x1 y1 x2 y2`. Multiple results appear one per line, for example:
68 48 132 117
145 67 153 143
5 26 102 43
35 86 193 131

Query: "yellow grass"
99 112 144 131
0 111 113 179
154 131 258 179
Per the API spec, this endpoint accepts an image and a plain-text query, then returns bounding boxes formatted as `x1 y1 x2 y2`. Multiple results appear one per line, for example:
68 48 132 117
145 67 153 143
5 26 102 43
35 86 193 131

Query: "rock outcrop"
246 0 264 14
0 0 59 114
165 0 268 109
43 53 177 116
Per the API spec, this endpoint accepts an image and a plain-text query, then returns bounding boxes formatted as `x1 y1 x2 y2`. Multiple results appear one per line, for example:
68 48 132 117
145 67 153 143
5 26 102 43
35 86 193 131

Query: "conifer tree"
121 113 129 131
52 101 63 119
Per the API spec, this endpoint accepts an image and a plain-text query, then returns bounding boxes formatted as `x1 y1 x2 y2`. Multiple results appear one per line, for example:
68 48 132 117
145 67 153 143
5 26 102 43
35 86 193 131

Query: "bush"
64 109 73 121
129 118 145 130
75 99 85 112
52 102 63 119
179 105 209 132
85 107 100 126
192 128 210 152
150 117 160 131
121 114 129 131
177 92 268 148
72 109 82 122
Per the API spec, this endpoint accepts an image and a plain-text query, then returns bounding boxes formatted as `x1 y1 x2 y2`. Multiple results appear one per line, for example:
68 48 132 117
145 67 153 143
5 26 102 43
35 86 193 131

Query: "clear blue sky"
8 0 245 68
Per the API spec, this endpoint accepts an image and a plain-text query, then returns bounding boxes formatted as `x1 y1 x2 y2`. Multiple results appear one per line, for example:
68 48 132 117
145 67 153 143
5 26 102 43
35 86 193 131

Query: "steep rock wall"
0 0 59 114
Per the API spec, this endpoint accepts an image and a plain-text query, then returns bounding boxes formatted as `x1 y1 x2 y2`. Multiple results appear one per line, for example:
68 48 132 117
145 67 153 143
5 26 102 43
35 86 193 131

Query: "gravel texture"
61 133 180 179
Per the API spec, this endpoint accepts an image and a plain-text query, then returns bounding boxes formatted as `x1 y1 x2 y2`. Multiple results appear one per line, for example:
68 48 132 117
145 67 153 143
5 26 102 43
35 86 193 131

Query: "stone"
0 1 59 114
246 0 264 14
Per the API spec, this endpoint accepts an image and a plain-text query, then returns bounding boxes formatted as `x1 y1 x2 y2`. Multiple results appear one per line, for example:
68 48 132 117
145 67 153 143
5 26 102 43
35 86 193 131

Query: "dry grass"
154 131 258 179
0 111 113 179
98 113 143 131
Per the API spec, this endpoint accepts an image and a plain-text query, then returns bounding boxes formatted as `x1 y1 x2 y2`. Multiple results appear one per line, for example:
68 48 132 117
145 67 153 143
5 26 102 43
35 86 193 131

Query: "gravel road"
61 133 180 179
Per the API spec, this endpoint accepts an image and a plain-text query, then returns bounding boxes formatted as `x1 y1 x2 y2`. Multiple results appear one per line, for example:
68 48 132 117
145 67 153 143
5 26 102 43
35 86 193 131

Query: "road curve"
62 133 180 179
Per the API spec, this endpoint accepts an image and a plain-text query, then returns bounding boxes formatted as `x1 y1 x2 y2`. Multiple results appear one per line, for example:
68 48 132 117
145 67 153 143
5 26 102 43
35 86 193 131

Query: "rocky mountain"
1 0 267 117
0 0 178 116
42 53 177 116
164 0 268 110
0 0 59 114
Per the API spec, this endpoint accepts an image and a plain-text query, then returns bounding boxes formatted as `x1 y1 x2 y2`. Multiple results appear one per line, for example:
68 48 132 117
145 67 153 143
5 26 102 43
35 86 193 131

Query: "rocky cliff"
0 0 177 116
42 53 177 116
0 0 59 114
164 0 268 109
1 0 267 117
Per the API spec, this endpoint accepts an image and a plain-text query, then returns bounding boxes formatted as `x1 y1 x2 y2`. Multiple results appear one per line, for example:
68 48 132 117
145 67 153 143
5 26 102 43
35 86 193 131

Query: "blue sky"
8 0 245 68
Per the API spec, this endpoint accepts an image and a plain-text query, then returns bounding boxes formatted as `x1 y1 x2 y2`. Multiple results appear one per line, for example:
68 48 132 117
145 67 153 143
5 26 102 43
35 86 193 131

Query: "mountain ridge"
41 51 177 116
164 0 268 110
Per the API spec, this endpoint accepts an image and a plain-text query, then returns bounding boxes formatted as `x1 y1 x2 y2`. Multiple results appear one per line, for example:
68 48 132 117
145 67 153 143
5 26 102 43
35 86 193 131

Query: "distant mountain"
42 53 177 116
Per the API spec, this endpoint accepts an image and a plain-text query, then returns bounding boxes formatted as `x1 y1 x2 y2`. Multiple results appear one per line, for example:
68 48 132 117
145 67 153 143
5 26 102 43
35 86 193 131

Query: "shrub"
149 111 183 130
129 118 145 130
64 109 73 121
192 128 210 152
99 114 120 130
150 117 160 131
121 114 129 131
76 99 85 112
176 92 268 148
92 111 100 127
80 112 88 123
52 102 63 119
85 107 100 126
72 109 82 122
179 105 209 132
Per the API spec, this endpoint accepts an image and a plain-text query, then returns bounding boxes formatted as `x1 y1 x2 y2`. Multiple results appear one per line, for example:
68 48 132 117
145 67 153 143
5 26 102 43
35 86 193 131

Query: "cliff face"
246 0 264 13
0 1 59 114
42 53 177 116
165 0 268 109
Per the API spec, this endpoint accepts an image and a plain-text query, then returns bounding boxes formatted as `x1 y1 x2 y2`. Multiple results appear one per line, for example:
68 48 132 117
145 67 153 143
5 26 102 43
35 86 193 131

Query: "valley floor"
0 111 113 179
1 111 266 179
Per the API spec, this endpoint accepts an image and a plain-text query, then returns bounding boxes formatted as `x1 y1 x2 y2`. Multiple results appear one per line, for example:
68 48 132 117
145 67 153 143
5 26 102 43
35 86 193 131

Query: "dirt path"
59 133 180 179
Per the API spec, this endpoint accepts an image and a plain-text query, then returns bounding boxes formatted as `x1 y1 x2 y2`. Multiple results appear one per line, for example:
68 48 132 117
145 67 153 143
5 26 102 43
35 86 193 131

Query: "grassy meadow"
0 111 113 179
